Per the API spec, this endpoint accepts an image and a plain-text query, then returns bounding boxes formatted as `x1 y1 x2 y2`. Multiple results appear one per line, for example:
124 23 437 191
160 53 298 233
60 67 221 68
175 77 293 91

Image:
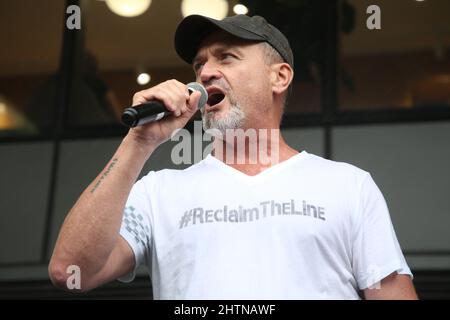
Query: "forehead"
194 30 262 60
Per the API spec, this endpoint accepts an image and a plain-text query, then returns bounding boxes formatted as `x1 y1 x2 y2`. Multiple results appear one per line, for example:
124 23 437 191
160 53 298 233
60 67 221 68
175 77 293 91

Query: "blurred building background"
0 0 449 299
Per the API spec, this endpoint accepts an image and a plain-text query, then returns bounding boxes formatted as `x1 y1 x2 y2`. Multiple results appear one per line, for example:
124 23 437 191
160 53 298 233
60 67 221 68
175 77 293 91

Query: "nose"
197 61 222 84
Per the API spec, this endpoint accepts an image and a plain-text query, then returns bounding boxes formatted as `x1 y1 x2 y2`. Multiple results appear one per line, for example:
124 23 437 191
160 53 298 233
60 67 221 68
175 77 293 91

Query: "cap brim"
175 15 265 65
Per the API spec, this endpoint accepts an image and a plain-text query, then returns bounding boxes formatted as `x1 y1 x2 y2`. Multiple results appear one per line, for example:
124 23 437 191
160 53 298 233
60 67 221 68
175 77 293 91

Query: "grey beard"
202 102 245 135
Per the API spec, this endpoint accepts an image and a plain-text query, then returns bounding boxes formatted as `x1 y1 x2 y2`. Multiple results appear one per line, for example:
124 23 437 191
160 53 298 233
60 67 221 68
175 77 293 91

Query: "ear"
270 63 293 96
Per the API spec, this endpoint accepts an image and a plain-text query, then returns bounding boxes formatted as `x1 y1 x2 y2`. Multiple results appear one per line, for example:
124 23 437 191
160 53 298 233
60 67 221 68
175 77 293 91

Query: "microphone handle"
121 86 198 128
121 100 170 128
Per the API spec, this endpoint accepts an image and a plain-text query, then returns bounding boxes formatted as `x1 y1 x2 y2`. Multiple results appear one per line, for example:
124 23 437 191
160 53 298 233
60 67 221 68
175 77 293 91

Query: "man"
49 14 417 299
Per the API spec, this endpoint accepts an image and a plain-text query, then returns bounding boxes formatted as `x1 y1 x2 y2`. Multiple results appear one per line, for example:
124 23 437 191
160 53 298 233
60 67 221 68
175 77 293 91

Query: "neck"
210 127 298 176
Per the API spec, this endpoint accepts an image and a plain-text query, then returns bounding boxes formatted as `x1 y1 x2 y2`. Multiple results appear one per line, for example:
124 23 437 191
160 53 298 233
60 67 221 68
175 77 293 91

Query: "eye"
193 61 204 72
221 52 236 60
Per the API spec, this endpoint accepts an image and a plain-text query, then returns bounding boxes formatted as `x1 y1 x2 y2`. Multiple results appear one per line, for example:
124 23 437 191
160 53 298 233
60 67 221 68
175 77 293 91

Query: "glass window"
339 0 450 111
0 0 64 137
66 0 196 129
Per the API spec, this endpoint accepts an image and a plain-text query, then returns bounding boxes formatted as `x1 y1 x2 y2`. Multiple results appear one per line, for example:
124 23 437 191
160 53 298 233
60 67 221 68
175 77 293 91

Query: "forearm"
50 134 156 278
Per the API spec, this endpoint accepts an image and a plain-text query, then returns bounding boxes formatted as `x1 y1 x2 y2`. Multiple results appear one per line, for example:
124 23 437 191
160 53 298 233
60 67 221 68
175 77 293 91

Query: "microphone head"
187 82 207 110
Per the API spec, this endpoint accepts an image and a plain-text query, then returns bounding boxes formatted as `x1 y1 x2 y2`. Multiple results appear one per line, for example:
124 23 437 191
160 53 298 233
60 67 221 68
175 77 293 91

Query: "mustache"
203 79 231 93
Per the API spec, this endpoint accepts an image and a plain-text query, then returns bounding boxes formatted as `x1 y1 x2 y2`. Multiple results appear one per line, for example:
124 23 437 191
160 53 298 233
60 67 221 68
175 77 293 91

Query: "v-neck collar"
203 150 309 184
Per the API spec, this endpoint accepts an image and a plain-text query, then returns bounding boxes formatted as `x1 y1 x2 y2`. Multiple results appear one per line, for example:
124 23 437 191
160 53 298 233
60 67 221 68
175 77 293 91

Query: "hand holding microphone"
124 80 207 147
122 81 207 127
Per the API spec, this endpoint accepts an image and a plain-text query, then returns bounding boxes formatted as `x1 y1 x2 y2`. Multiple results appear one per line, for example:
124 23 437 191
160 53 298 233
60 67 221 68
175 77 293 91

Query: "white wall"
0 142 53 264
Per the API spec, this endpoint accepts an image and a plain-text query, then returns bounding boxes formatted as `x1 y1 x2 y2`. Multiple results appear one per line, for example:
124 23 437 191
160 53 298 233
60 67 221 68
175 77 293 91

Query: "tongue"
207 93 225 106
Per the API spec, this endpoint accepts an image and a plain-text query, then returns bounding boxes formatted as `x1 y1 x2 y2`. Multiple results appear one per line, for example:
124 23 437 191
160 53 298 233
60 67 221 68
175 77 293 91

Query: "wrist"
122 132 159 159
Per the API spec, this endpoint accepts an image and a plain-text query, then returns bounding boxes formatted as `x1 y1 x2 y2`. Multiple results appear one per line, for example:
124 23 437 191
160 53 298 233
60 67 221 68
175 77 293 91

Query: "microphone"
121 82 208 128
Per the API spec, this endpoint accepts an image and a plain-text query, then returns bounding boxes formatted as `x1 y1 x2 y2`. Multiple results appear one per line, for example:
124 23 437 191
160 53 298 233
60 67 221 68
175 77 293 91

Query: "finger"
169 80 190 100
132 87 156 103
187 91 202 112
132 82 188 116
132 91 150 107
149 86 184 116
165 82 188 116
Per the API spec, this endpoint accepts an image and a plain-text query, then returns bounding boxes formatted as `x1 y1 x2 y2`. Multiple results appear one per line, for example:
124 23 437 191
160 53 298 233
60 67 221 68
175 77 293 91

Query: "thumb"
187 91 202 113
176 90 201 123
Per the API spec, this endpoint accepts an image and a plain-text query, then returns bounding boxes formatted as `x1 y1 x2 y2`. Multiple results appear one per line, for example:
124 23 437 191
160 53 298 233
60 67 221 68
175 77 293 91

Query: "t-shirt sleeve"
117 172 154 283
352 173 413 290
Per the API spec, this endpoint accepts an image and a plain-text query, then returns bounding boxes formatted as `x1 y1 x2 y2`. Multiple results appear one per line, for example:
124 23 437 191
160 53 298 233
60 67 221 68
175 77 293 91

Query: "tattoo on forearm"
90 158 118 193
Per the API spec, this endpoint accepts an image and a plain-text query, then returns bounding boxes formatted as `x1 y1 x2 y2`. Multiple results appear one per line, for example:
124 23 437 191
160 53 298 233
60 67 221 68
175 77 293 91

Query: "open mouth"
207 92 225 107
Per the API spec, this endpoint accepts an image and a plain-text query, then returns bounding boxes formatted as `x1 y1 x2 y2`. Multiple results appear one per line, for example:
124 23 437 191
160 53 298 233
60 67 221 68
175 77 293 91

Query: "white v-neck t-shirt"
118 151 412 299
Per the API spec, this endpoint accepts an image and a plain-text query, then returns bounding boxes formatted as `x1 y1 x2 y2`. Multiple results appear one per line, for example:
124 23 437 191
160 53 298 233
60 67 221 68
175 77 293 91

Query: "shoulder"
305 152 370 178
299 152 374 196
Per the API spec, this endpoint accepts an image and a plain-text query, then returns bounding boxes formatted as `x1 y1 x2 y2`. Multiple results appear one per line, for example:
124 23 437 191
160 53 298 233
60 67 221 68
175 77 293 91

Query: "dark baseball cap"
174 14 294 68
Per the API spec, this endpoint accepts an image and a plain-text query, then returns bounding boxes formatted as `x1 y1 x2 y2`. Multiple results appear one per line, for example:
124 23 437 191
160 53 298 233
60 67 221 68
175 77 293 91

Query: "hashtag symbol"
179 210 192 229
